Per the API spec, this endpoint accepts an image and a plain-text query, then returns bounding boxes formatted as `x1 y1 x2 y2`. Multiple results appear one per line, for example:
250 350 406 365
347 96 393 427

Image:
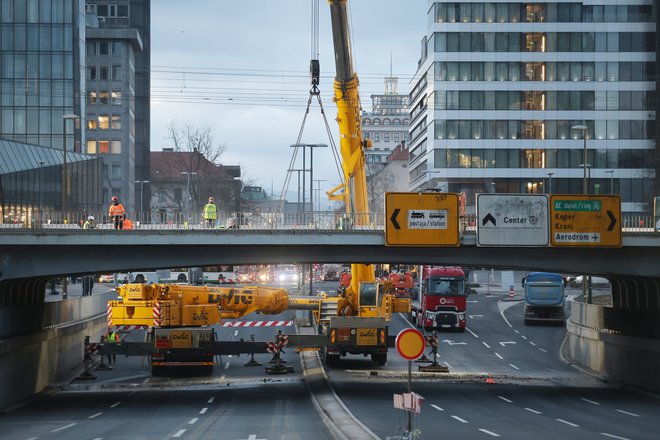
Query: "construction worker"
105 329 118 363
108 196 125 230
82 215 95 230
202 196 217 228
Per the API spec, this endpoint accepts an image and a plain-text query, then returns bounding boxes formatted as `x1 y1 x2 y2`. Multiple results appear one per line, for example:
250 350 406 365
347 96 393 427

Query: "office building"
409 2 656 214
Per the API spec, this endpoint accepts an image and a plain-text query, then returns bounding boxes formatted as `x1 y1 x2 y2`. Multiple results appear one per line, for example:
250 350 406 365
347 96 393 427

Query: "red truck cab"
411 266 467 331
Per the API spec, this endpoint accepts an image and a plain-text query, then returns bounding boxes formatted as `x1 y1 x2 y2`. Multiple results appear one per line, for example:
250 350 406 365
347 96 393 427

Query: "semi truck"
410 266 467 331
522 272 566 325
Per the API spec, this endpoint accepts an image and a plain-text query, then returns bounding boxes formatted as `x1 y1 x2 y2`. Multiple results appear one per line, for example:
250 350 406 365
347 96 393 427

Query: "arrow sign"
482 213 496 227
390 208 401 230
442 340 467 346
499 341 516 347
607 210 616 231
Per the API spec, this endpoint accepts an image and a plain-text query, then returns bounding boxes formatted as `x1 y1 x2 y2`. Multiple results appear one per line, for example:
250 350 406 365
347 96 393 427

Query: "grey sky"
151 1 428 203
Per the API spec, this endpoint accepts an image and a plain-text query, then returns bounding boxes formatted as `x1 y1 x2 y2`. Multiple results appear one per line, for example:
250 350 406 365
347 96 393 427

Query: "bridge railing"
0 211 655 234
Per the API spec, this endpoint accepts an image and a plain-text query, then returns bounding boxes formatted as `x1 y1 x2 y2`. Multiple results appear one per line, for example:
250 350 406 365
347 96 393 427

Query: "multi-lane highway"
1 280 659 440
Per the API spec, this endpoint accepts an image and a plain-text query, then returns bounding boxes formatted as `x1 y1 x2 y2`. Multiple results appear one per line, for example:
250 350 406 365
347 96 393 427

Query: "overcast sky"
151 1 428 205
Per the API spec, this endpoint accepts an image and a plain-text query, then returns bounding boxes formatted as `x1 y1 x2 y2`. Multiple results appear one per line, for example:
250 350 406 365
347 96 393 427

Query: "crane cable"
278 0 344 214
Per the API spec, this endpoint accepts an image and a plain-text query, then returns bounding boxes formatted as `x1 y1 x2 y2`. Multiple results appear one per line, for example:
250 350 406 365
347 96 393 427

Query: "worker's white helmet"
88 216 94 221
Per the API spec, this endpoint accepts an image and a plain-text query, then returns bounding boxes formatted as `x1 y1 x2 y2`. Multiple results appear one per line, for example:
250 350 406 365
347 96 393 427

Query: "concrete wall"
0 292 113 410
566 301 660 392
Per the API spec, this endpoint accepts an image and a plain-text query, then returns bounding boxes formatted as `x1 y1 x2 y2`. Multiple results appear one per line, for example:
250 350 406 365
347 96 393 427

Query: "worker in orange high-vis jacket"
108 196 126 230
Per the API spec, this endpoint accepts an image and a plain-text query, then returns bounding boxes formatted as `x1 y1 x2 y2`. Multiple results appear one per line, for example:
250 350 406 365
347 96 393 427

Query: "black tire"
135 274 145 283
371 353 387 366
177 273 187 282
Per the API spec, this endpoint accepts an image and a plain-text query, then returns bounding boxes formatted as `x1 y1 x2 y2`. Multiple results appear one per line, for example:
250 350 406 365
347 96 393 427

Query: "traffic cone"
508 286 515 298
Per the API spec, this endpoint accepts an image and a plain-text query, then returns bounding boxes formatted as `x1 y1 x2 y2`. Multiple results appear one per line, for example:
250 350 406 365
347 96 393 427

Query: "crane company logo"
192 311 209 322
224 289 253 305
208 294 222 304
357 328 378 345
171 332 190 341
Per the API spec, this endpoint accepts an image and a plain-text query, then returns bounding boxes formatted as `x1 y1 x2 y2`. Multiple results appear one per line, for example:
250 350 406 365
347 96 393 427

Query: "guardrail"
570 301 660 339
0 212 656 234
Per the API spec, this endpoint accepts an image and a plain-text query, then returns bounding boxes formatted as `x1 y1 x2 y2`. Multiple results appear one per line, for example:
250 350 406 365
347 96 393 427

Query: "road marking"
467 300 478 303
431 404 444 412
513 329 519 334
199 407 208 414
616 409 640 417
496 301 516 328
234 330 238 337
494 352 503 360
556 418 579 427
189 418 198 424
521 335 528 340
110 401 122 408
451 415 468 423
509 363 520 370
601 433 630 440
224 362 230 370
444 361 452 368
88 412 103 419
469 314 483 319
466 328 479 338
529 341 536 346
207 397 215 404
580 397 601 405
51 423 76 432
482 341 491 349
478 428 501 437
497 396 512 403
525 407 541 414
538 348 547 353
173 429 186 438
499 341 516 347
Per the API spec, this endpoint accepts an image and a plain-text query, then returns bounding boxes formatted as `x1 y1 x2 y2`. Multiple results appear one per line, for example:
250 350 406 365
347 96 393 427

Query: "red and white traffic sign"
396 328 425 361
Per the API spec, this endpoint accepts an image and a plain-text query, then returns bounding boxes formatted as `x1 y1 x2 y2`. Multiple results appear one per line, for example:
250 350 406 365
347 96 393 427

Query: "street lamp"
134 180 150 219
571 124 588 194
605 170 614 195
180 172 197 222
547 172 554 194
62 114 80 223
61 114 79 300
572 124 590 304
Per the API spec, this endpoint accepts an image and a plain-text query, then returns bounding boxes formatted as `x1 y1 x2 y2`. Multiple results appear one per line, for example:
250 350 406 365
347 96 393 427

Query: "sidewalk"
44 280 115 302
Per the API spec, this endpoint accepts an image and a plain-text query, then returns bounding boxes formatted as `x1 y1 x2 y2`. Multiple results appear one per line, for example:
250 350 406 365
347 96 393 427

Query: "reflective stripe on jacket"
203 203 217 220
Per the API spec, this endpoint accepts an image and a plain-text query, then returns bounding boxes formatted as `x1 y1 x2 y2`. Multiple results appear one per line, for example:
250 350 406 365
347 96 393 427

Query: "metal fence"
0 211 656 234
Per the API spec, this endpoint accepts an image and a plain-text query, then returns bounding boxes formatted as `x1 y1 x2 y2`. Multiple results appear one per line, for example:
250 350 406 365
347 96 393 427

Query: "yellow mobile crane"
102 0 408 372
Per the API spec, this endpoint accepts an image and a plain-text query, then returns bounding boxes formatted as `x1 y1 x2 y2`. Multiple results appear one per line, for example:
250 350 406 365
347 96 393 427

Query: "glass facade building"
409 1 656 214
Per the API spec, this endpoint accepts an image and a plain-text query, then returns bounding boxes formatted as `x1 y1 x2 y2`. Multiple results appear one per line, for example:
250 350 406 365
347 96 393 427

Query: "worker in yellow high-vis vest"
202 197 217 228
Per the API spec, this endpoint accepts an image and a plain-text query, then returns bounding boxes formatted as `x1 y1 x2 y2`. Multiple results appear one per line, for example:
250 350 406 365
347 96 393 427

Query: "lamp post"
62 114 80 223
135 180 150 220
605 170 614 195
547 172 554 194
571 124 590 303
180 172 197 222
61 114 79 300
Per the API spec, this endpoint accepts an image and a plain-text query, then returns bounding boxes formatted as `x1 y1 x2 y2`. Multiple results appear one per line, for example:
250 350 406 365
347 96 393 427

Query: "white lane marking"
110 401 122 408
497 301 516 328
27 437 39 440
538 348 547 353
451 415 468 423
220 374 226 380
580 397 601 405
509 363 520 370
51 423 77 432
482 341 491 349
466 328 479 338
601 433 630 440
497 396 512 403
224 362 230 370
478 428 501 437
173 429 186 438
189 418 198 424
207 397 215 404
444 361 452 368
514 329 520 334
529 341 536 346
521 335 528 340
467 300 478 303
556 418 579 427
494 353 503 360
431 404 444 412
233 330 238 337
199 407 208 414
616 410 640 418
88 412 103 419
525 407 541 414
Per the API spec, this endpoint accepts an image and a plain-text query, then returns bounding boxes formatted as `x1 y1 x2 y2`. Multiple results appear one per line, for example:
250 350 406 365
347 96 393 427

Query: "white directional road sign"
477 194 549 247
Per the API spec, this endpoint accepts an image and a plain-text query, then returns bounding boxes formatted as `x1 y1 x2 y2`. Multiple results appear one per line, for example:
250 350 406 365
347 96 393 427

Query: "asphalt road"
2 280 659 440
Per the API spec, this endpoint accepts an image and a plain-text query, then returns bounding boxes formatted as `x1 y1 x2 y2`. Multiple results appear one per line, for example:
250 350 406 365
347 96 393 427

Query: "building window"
99 41 109 55
374 133 380 142
111 115 121 129
87 66 97 80
88 91 97 105
384 133 390 142
98 116 109 129
112 42 122 56
87 119 97 130
99 141 110 154
87 140 97 154
100 66 109 80
111 140 121 154
99 91 109 104
394 133 400 142
111 65 122 80
111 165 121 179
111 91 122 105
